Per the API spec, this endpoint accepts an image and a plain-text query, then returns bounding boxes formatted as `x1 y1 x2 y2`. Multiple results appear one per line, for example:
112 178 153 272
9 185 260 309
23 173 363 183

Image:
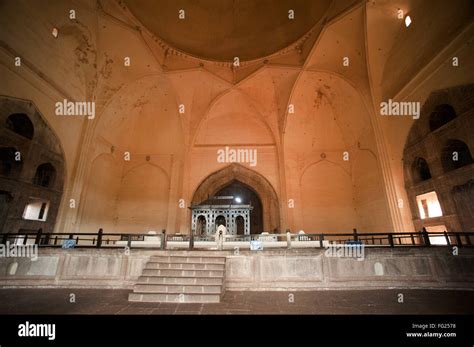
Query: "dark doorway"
214 180 263 234
196 215 206 235
215 215 226 227
235 215 245 235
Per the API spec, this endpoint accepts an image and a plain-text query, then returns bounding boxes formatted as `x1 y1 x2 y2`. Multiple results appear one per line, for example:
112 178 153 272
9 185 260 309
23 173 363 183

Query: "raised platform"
0 248 473 291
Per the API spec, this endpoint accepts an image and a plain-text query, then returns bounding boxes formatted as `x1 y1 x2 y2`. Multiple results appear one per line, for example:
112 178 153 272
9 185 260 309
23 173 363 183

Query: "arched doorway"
215 215 226 227
235 215 245 235
191 164 280 233
196 215 207 235
214 180 263 234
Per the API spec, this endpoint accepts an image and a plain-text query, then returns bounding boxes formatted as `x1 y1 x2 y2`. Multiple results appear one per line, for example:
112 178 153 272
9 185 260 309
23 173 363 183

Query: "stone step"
145 262 225 271
149 256 226 264
129 292 221 303
138 276 224 285
134 283 222 294
142 268 224 277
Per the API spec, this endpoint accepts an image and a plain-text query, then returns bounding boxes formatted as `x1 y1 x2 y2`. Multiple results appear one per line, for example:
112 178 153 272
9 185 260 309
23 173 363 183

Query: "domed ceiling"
124 0 332 61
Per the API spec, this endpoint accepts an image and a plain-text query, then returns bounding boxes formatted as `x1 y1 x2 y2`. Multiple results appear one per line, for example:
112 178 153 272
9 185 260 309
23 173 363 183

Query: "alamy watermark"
0 242 38 261
217 146 257 167
55 99 95 119
18 321 55 340
324 243 365 261
380 99 420 119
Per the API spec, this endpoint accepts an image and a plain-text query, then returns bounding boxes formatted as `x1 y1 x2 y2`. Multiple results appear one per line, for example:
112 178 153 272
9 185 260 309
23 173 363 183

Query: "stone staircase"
128 254 226 303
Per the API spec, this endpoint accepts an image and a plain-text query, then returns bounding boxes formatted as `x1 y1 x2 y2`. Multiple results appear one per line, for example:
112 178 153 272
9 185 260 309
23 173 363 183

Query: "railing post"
388 234 394 247
421 227 430 246
286 231 291 249
23 234 28 245
2 233 8 245
443 231 451 246
44 233 50 246
455 232 463 247
161 229 167 250
35 228 43 245
319 234 324 248
127 234 132 248
353 228 358 242
189 231 194 250
410 233 415 245
96 228 103 248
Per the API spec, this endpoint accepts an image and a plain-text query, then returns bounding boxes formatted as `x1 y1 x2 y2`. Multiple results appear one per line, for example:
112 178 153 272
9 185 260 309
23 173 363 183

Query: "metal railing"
0 228 472 250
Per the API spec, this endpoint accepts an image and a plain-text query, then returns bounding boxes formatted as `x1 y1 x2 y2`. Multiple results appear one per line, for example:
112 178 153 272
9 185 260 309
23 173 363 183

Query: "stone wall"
0 248 472 291
0 97 65 234
403 84 474 232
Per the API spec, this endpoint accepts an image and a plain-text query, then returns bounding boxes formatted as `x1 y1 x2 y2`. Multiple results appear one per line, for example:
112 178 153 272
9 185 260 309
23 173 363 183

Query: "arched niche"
214 179 264 234
411 157 432 183
192 164 280 233
429 104 456 132
441 139 473 173
6 113 34 139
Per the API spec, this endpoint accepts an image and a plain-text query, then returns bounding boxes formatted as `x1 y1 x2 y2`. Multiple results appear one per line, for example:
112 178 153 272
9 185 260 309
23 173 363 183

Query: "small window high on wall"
416 191 443 219
23 198 49 221
33 163 56 188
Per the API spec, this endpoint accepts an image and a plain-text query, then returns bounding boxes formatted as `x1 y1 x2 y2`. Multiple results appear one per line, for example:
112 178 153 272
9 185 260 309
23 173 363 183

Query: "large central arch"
191 164 280 233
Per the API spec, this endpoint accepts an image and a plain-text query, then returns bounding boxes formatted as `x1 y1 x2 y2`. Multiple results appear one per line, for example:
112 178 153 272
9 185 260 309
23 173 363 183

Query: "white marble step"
137 276 224 285
145 262 225 271
133 283 223 294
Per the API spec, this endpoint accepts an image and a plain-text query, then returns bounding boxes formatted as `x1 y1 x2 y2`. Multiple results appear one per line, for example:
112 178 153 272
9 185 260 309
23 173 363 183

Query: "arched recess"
6 113 34 139
76 74 184 233
214 179 264 234
411 157 432 183
196 215 207 235
193 89 276 147
192 164 280 232
33 163 56 188
80 154 122 232
115 163 170 233
284 70 390 232
300 161 358 233
441 139 473 173
429 104 456 132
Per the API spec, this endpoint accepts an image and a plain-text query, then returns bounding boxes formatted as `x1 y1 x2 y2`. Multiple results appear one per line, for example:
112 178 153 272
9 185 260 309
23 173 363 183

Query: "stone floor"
0 288 472 315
